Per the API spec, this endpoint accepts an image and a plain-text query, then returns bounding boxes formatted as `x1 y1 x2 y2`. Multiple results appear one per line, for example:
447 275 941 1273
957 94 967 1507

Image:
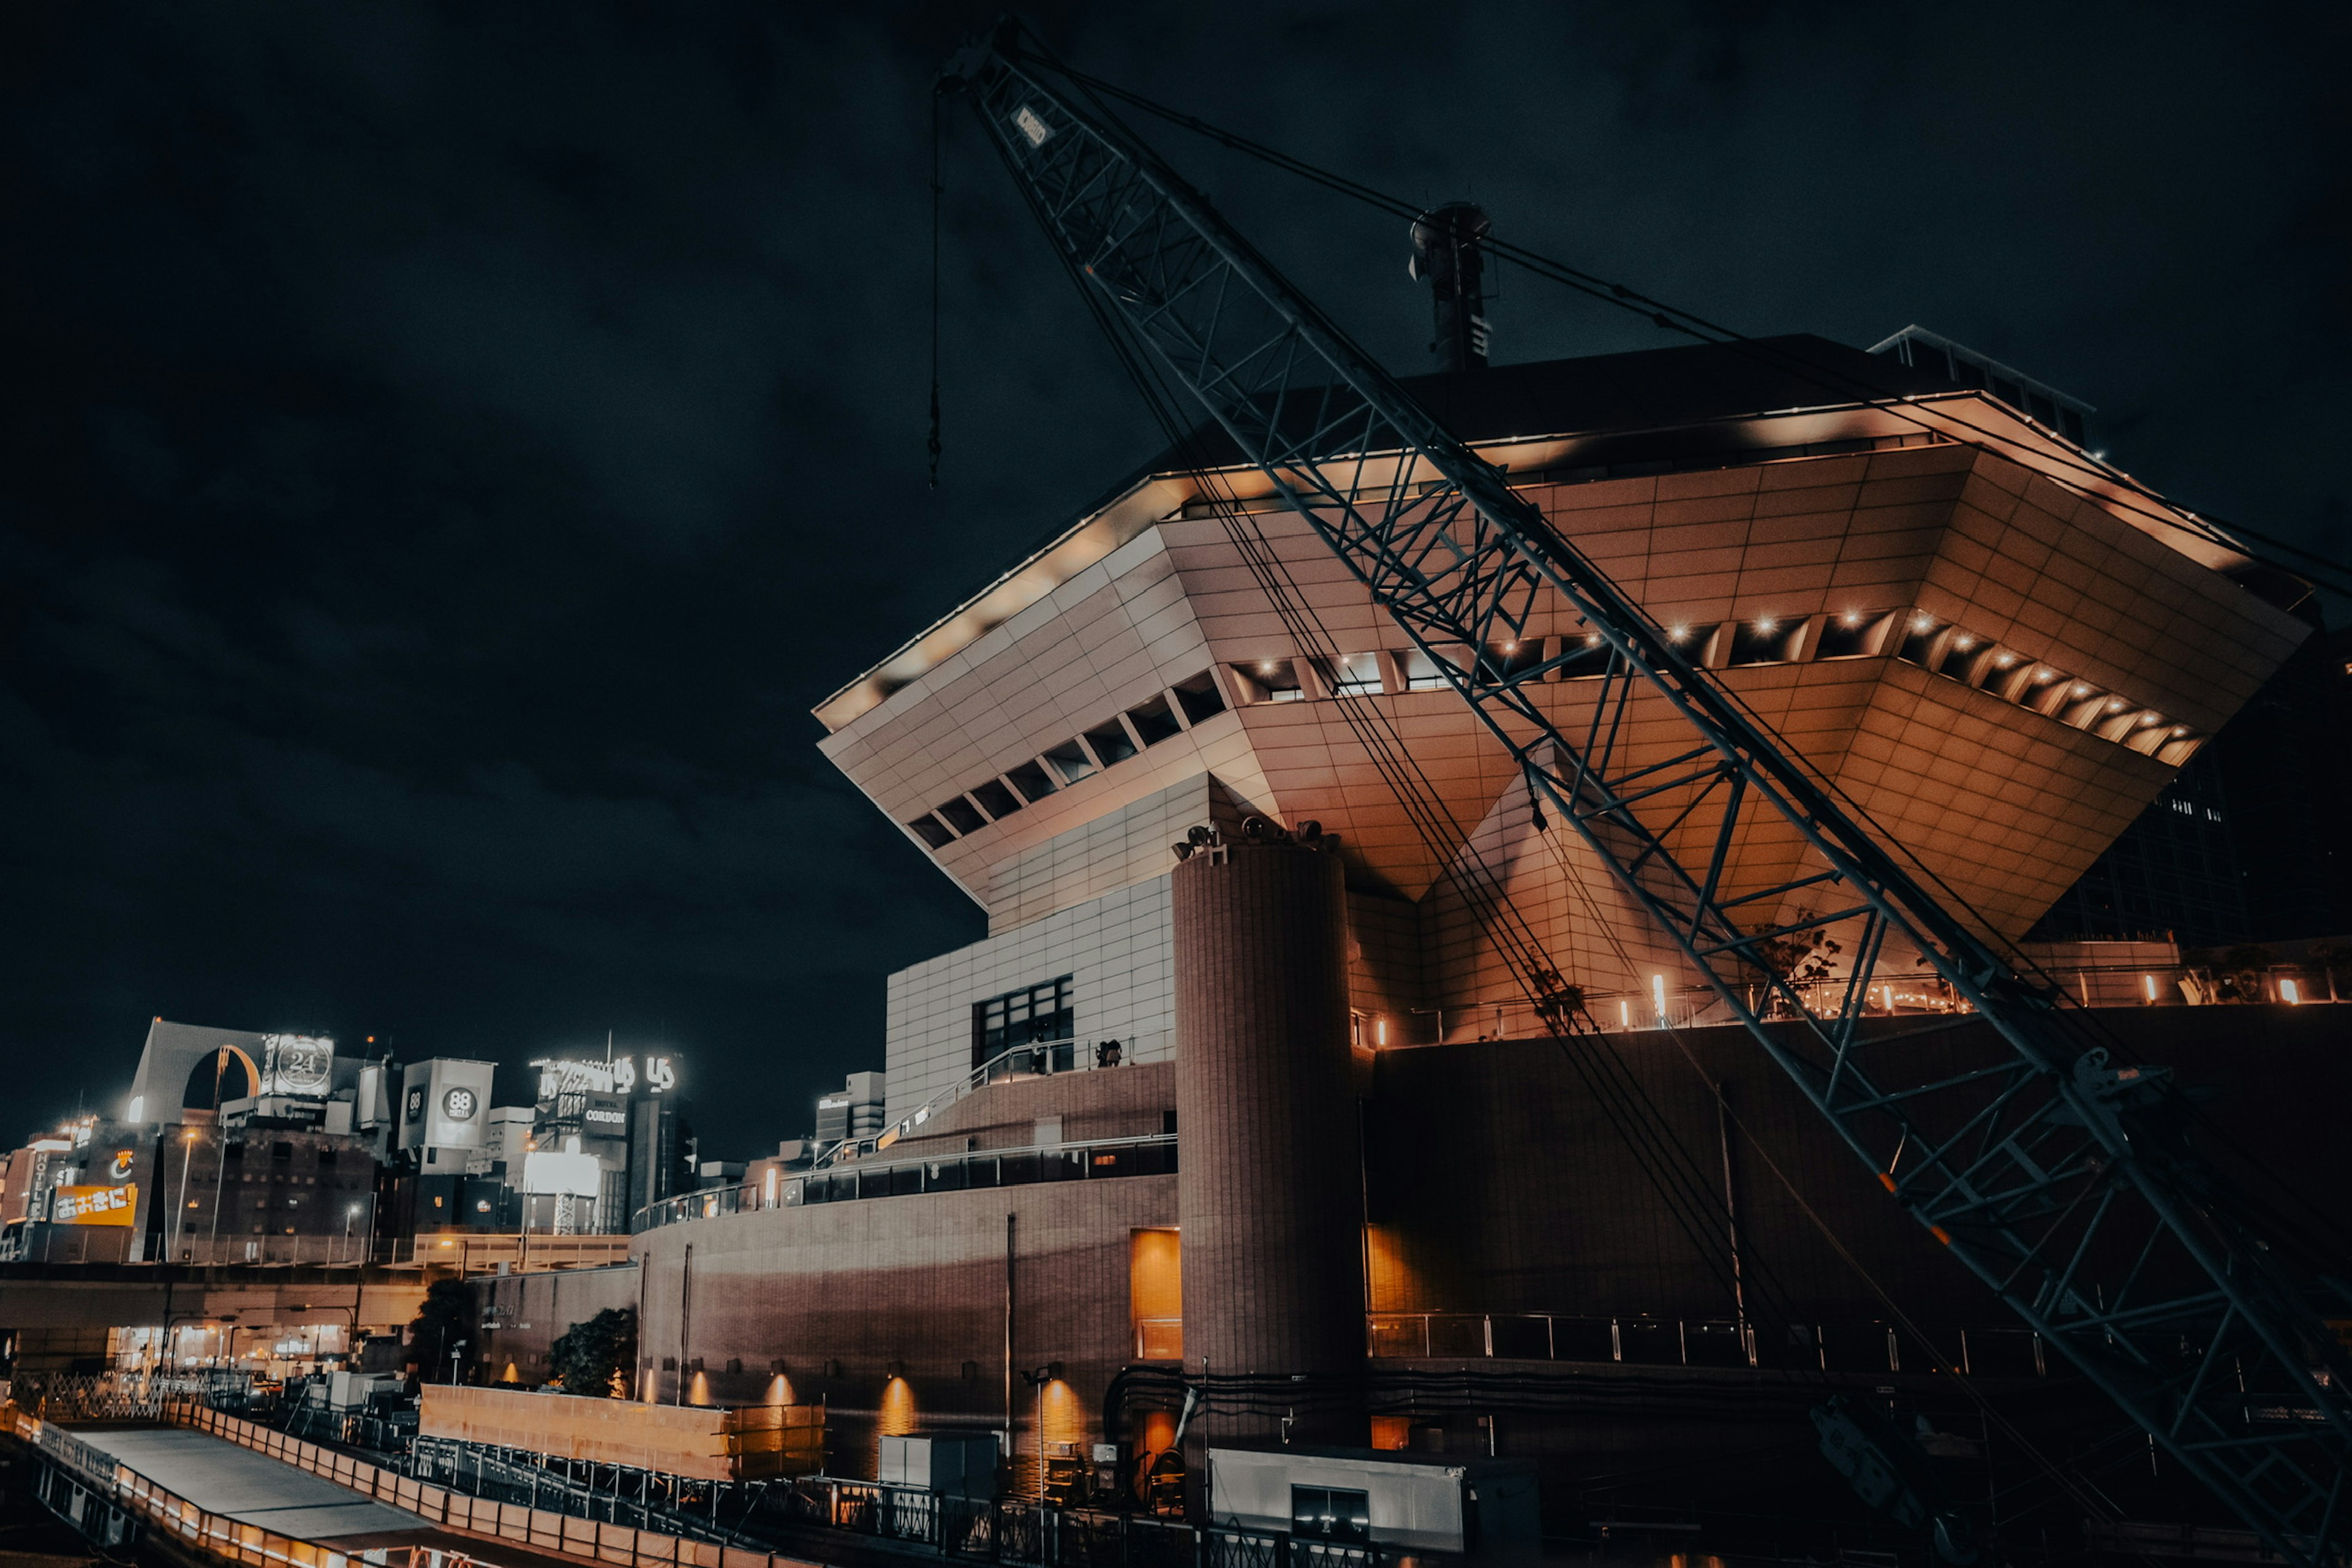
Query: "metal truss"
949 28 2351 1564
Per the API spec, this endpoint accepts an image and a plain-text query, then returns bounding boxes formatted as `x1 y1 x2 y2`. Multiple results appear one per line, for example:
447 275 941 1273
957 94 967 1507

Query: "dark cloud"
1 1 2344 1155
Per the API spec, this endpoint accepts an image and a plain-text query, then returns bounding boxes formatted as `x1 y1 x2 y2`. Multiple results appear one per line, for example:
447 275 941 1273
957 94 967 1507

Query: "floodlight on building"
1842 612 1863 627
2282 979 2302 1005
1260 661 1278 673
2143 974 2158 1003
1618 1000 1630 1030
1668 625 1688 641
1912 616 1934 630
2074 685 2090 696
1953 635 1974 650
1757 618 1776 632
1996 654 2016 668
1651 974 1668 1027
1586 633 1602 646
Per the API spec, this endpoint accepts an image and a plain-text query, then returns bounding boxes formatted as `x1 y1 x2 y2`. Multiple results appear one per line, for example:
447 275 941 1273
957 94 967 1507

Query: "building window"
1329 654 1382 696
1476 640 1544 684
1291 1486 1370 1542
1005 760 1058 803
973 978 1075 1068
1238 658 1305 702
935 796 986 836
1726 619 1795 666
907 815 956 850
1556 631 1612 679
1172 671 1227 724
971 779 1024 820
1815 612 1882 660
1126 695 1182 745
1401 649 1451 691
1085 720 1139 766
1044 739 1096 786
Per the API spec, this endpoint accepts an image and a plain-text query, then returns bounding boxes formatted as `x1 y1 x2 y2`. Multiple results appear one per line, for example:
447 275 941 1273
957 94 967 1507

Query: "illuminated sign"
261 1034 335 1097
108 1149 136 1182
522 1150 603 1197
533 1054 677 1099
442 1086 480 1122
404 1085 427 1123
52 1185 136 1226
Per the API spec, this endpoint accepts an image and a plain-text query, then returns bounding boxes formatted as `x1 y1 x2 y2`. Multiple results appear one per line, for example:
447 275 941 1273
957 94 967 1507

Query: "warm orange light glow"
767 1373 795 1406
1142 1409 1178 1456
880 1376 917 1436
688 1370 712 1406
1039 1379 1080 1450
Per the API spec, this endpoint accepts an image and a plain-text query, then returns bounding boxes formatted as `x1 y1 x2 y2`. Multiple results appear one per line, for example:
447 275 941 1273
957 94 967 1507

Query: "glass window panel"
1084 721 1138 766
1043 740 1095 786
1172 671 1227 724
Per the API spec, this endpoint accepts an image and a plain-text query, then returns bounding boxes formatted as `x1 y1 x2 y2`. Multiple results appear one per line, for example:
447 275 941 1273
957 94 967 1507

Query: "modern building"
511 322 2345 1544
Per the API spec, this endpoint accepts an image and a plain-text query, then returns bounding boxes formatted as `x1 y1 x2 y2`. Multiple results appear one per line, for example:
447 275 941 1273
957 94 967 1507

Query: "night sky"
4 4 2345 1159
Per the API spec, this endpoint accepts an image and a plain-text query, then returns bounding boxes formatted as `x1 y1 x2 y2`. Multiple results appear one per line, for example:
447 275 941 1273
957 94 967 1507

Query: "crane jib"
946 27 2352 1566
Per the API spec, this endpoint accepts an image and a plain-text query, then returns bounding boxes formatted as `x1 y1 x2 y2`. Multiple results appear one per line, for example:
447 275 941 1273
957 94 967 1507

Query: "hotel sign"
262 1033 335 1097
52 1185 136 1226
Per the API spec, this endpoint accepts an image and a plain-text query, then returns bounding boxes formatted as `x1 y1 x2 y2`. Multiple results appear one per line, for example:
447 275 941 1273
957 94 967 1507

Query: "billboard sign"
522 1150 603 1197
52 1185 137 1226
261 1034 335 1098
534 1054 679 1101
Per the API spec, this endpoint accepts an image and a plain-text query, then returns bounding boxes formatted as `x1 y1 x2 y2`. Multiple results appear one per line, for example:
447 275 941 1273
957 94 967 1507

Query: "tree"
548 1307 637 1399
1747 908 1842 1017
409 1276 474 1383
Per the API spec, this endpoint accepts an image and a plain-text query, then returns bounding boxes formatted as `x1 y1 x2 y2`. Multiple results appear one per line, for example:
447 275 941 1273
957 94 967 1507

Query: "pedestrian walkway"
68 1425 426 1544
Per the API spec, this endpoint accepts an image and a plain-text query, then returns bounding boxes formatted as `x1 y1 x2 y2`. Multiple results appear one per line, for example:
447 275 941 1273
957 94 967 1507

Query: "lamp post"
342 1203 361 1265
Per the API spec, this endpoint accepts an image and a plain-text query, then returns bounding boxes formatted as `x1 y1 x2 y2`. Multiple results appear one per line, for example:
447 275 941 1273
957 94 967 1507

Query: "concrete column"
1173 832 1364 1443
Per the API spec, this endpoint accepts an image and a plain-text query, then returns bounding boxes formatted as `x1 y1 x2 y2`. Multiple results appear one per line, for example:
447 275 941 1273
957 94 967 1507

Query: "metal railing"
772 1477 1457 1568
1366 1312 2049 1377
15 1403 481 1568
637 1133 1177 1234
815 1035 1166 1174
160 1399 815 1568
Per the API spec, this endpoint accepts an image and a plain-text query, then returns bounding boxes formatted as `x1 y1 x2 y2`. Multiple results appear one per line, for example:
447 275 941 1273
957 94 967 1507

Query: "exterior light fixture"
1995 655 2015 668
1667 626 1687 641
2073 685 2090 697
1756 618 1776 632
1586 633 1602 647
2034 668 2055 681
2107 700 2125 710
1953 636 1974 650
1842 612 1862 627
2143 974 2158 1003
2173 726 2187 736
1617 1000 1630 1029
1651 974 1668 1027
2282 979 2302 1005
1912 616 1933 630
1259 661 1278 674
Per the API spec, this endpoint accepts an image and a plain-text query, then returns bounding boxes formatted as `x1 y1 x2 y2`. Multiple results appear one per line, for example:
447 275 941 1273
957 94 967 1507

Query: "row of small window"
1882 610 2200 762
1224 609 2200 763
905 673 1226 850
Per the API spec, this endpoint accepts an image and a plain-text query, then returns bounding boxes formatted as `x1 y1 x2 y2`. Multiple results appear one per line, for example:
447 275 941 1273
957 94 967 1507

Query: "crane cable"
951 32 2215 1547
1035 52 2352 604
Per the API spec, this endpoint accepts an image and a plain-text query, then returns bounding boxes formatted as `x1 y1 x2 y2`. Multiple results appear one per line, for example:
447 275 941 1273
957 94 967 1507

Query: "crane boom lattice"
946 29 2351 1565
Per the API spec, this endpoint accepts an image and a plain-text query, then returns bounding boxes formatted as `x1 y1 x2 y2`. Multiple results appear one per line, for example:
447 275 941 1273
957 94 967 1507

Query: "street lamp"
342 1203 361 1265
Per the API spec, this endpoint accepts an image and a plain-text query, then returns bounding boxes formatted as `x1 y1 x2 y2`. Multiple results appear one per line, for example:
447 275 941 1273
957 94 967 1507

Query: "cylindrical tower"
1172 827 1364 1442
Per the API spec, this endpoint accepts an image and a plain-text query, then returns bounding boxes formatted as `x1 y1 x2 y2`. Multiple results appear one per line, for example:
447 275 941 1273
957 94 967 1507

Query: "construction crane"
942 21 2351 1566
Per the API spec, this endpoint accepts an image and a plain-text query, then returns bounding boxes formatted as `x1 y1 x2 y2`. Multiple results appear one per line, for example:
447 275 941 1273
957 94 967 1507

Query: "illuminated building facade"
556 334 2352 1528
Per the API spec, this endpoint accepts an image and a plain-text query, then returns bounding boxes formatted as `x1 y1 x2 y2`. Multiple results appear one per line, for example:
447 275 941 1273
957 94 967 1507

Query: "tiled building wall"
986 773 1243 935
885 878 1175 1123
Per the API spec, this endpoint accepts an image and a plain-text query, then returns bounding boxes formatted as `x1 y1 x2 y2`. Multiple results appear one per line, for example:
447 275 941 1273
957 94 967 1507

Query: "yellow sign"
53 1184 136 1226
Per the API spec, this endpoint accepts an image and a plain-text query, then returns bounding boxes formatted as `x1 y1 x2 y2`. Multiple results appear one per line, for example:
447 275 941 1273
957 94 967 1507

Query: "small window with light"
1330 654 1382 696
1815 612 1883 660
1401 649 1451 692
1238 658 1305 702
1476 640 1545 684
1557 630 1613 679
1726 617 1796 666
